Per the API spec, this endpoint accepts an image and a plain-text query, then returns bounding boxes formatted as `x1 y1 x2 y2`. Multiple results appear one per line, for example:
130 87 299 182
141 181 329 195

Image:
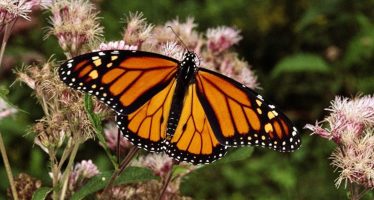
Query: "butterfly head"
183 51 200 68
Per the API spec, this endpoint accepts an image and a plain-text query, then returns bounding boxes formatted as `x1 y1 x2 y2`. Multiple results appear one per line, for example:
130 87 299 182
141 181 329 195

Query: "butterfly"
58 50 301 164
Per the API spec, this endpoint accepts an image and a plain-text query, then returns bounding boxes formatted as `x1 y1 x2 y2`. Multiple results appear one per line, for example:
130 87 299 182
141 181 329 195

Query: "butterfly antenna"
167 26 189 51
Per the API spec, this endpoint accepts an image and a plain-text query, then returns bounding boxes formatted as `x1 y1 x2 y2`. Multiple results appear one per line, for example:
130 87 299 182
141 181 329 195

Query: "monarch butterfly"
59 50 301 164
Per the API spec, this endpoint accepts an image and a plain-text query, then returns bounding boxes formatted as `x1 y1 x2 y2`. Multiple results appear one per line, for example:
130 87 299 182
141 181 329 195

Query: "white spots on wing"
292 130 297 136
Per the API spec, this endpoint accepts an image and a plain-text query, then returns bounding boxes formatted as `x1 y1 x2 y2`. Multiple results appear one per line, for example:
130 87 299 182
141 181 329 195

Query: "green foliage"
84 94 117 168
213 147 254 165
344 14 374 67
272 53 330 77
32 187 52 200
70 167 158 200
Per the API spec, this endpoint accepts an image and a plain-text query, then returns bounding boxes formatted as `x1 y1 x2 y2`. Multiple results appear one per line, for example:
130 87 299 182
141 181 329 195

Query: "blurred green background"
1 0 374 199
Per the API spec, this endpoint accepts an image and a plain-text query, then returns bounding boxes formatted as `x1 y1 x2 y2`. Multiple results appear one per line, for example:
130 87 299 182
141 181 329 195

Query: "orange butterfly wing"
59 50 179 114
116 79 177 152
166 83 227 164
195 68 301 152
116 81 227 164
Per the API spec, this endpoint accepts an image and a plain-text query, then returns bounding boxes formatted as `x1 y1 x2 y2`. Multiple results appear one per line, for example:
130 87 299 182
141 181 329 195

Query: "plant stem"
117 129 120 164
57 138 74 171
158 160 179 200
0 131 18 200
0 21 15 69
49 148 59 200
158 165 174 200
104 146 139 194
59 141 81 200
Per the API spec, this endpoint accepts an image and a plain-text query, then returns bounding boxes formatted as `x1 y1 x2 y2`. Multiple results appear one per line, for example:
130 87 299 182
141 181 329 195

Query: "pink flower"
46 0 103 55
104 123 132 153
69 160 99 191
206 26 242 54
158 41 184 60
306 95 374 144
332 130 374 189
97 40 138 51
0 0 32 25
123 12 153 47
132 153 173 177
163 17 200 49
305 95 374 190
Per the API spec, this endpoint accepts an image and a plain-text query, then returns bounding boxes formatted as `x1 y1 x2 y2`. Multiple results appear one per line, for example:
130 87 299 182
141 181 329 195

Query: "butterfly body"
59 50 301 164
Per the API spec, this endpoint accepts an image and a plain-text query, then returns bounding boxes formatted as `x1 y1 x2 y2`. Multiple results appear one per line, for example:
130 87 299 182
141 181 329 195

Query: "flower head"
123 12 153 47
46 0 103 56
332 129 374 188
163 17 200 50
132 153 173 178
305 95 374 189
7 173 42 200
158 41 184 60
69 160 99 191
0 0 32 25
206 26 242 54
306 95 374 144
104 122 132 153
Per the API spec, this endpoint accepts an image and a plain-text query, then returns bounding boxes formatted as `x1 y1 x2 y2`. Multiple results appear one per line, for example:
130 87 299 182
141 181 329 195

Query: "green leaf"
84 94 102 132
214 147 254 165
272 54 330 77
343 29 374 67
32 187 52 200
70 167 158 200
83 94 117 168
0 86 9 97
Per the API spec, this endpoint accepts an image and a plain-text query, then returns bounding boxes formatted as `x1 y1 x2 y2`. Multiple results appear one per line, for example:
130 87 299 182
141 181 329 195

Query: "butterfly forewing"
195 68 301 152
58 50 179 114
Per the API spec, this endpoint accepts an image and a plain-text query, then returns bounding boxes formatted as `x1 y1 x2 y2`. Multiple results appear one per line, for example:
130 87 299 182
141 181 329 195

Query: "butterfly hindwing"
115 79 177 152
195 68 301 152
166 83 227 164
116 80 227 164
58 50 179 114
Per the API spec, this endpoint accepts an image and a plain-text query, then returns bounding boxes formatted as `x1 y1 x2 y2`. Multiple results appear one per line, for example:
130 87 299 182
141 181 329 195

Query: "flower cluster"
18 62 106 153
305 95 374 189
69 160 100 192
99 13 258 89
17 62 109 200
0 0 49 27
6 173 42 200
46 0 103 56
104 123 132 154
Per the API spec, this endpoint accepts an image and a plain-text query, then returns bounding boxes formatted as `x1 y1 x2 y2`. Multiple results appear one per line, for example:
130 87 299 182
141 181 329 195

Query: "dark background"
1 0 373 199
